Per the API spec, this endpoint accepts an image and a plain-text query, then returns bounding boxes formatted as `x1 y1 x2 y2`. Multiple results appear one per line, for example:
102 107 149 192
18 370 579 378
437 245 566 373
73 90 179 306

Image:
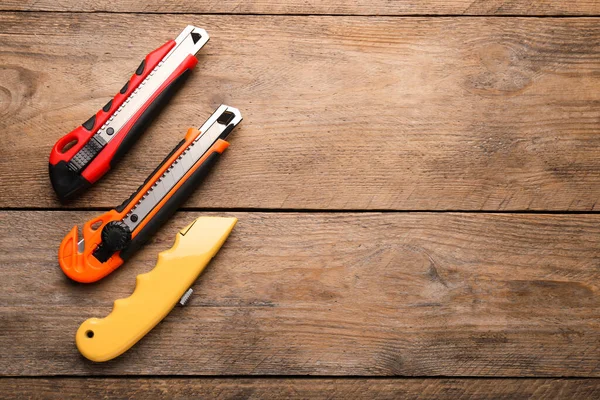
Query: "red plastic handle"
49 40 176 166
82 54 198 184
49 40 199 202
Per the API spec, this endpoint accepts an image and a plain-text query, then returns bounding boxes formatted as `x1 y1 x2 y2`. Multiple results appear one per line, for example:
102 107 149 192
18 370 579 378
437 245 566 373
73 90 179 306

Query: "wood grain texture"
1 211 598 376
1 13 600 210
2 378 600 399
2 0 600 15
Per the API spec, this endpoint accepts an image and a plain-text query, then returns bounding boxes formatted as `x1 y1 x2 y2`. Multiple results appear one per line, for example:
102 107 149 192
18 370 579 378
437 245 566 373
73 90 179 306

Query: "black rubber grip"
82 115 96 131
119 81 129 94
110 68 192 168
102 99 113 112
120 151 221 261
135 59 146 76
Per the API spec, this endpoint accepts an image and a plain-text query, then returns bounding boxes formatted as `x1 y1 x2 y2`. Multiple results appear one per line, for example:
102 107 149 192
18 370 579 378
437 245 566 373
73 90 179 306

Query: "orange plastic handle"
58 128 230 283
59 210 124 283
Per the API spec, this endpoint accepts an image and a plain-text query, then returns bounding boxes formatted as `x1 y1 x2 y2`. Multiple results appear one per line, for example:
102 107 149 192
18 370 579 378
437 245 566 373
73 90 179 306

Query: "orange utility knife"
59 105 242 283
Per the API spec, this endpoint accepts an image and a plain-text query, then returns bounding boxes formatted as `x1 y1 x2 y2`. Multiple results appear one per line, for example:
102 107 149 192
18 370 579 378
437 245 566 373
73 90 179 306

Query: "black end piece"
49 161 92 203
110 68 192 168
120 151 221 261
82 115 96 131
191 32 202 44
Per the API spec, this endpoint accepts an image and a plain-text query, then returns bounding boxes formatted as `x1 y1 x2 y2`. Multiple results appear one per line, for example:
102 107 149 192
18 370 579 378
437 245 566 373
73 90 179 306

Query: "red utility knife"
49 26 209 202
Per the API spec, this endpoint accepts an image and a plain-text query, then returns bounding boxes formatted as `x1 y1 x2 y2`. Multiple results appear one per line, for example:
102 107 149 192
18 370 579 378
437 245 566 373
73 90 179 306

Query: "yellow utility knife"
76 216 237 362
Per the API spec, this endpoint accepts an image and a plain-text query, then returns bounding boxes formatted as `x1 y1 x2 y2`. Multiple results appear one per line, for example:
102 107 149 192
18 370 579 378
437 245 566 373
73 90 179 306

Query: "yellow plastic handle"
76 216 237 362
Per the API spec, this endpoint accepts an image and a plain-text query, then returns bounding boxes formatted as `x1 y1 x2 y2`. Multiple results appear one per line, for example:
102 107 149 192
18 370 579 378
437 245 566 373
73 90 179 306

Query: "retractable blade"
49 25 210 202
58 105 242 283
76 216 237 362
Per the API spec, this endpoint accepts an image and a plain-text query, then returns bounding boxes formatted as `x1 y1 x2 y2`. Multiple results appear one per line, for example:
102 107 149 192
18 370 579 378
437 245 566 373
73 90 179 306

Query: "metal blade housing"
122 105 242 231
96 26 210 145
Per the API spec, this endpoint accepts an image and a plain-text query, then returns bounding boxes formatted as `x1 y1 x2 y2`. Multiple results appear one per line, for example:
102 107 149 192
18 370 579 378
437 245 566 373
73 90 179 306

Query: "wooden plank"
1 211 599 376
2 1 600 16
1 14 600 211
2 378 599 399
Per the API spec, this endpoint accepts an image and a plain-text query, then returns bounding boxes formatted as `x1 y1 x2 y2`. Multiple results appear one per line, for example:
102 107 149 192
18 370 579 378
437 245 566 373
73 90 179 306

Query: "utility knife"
59 105 242 283
49 26 210 202
76 216 237 362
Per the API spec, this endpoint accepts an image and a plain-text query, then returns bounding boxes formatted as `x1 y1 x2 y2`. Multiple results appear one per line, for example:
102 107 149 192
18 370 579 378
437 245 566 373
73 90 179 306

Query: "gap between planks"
2 10 600 17
3 207 600 215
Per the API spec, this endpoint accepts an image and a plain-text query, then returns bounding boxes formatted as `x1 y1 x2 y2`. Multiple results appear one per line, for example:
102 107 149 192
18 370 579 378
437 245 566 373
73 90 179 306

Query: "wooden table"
1 1 599 398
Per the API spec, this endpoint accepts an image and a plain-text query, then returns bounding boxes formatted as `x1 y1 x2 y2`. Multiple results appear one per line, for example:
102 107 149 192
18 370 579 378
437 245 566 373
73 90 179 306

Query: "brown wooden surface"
2 378 600 399
1 2 599 398
1 211 599 376
2 0 600 15
2 13 600 210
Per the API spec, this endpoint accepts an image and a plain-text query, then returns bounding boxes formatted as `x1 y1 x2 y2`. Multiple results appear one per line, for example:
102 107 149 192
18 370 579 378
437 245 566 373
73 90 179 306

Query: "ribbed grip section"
68 136 106 172
75 217 237 362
